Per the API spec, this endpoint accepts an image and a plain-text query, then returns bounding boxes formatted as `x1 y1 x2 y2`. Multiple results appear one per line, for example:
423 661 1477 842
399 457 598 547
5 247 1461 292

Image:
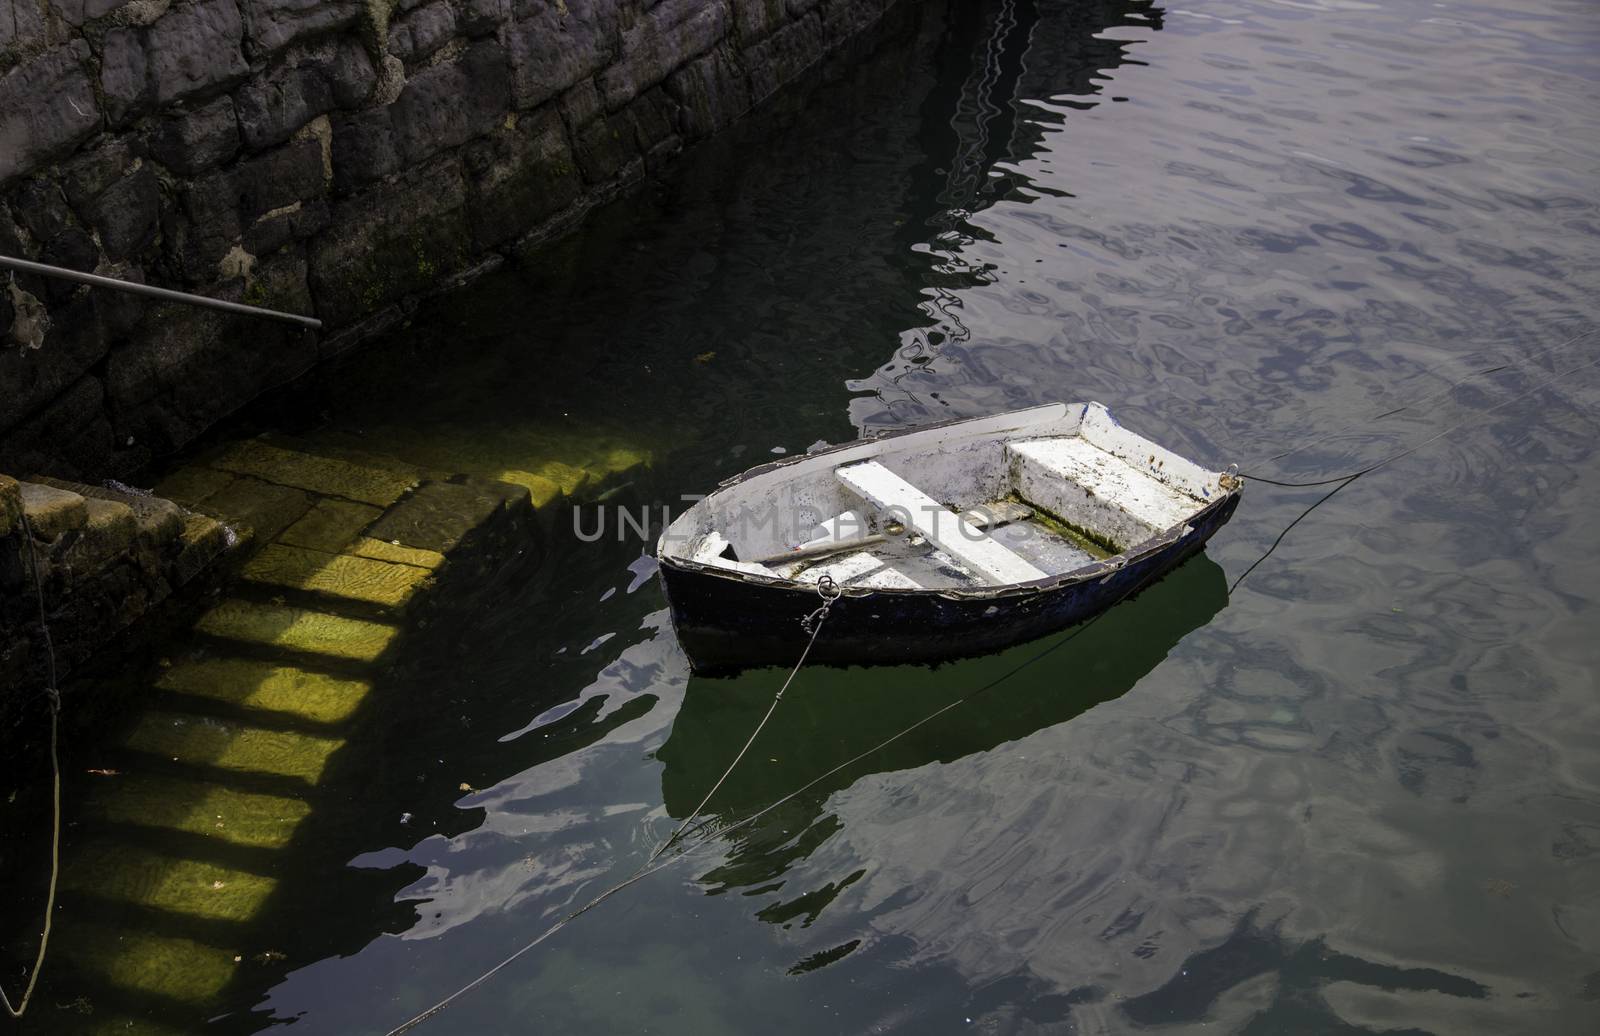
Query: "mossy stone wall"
0 0 910 479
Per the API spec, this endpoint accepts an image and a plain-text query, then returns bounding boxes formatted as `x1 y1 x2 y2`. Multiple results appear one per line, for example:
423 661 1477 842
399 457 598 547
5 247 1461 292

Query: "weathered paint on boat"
657 405 1242 673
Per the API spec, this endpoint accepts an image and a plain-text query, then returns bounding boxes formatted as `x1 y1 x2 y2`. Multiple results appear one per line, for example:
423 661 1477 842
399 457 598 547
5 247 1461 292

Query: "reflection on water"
12 0 1600 1031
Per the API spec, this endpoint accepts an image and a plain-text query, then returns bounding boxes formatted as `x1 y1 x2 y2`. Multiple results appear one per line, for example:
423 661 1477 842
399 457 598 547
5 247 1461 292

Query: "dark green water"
18 0 1600 1031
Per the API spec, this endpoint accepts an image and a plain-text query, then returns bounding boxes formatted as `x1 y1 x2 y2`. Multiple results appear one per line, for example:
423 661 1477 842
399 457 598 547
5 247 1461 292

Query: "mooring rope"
383 575 842 1036
647 575 841 866
2 512 64 1021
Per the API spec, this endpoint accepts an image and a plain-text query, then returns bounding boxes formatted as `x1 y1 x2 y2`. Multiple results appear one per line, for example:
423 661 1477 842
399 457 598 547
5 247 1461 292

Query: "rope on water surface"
2 512 64 1021
647 574 840 866
384 575 842 1036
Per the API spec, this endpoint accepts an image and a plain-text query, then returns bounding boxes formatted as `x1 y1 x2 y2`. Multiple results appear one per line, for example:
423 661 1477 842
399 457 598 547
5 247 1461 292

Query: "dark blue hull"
659 490 1241 674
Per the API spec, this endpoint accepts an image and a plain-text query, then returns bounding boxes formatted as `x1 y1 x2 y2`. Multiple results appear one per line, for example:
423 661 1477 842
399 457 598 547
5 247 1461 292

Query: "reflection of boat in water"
657 404 1241 672
656 553 1229 883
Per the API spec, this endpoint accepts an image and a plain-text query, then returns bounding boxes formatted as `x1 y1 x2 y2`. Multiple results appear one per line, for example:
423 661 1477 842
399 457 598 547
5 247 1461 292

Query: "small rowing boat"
656 402 1241 672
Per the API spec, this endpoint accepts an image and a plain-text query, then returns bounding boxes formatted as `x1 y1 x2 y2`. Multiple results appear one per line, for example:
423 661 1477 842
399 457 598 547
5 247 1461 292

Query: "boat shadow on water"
654 552 1229 912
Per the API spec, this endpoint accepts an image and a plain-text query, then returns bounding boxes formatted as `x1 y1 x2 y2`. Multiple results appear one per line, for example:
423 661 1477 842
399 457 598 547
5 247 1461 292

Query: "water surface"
29 0 1600 1031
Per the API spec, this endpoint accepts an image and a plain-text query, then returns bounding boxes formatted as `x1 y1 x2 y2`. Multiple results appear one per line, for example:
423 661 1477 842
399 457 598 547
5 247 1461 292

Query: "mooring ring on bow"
815 574 842 602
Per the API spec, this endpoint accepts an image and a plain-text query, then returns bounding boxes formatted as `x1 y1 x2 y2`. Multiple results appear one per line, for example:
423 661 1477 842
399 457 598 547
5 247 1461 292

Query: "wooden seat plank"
836 461 1046 585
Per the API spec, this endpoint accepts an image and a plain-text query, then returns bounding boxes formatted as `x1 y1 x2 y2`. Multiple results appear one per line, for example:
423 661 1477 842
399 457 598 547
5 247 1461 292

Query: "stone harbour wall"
0 0 910 480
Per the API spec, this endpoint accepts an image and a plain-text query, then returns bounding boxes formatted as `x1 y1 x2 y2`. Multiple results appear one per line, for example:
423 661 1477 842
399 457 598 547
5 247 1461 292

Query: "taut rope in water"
384 575 842 1036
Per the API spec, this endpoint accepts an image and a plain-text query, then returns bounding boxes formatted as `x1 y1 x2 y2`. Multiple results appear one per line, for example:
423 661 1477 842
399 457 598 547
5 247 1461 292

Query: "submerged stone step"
241 542 433 609
82 772 313 850
55 920 242 1008
64 841 277 924
365 478 526 553
123 709 345 785
208 439 419 508
192 599 397 663
277 497 383 553
185 476 314 551
156 657 371 725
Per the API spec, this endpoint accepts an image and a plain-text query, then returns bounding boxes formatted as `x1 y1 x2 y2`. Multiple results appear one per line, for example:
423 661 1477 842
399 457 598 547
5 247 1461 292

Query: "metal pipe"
0 254 322 330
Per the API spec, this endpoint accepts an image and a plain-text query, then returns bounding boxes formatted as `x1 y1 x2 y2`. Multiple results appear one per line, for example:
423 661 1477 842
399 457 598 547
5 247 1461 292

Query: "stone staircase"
16 432 647 1033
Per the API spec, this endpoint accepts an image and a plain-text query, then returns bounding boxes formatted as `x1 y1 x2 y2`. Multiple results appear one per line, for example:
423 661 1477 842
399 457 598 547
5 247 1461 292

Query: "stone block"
172 511 229 584
0 372 112 480
146 95 241 175
330 106 400 191
731 0 786 42
596 0 729 111
63 496 138 574
17 481 88 540
235 63 335 151
192 598 397 664
347 536 443 569
507 0 620 110
456 0 504 36
0 41 101 186
153 464 236 508
573 108 636 184
390 40 510 166
309 154 471 326
277 497 381 552
236 138 326 222
40 226 99 301
0 474 20 539
0 0 48 54
365 478 520 554
156 656 371 725
745 9 822 105
191 475 312 546
207 439 418 506
102 0 251 125
241 0 364 59
244 196 330 256
84 165 163 260
10 177 72 246
390 1 458 66
241 542 432 608
0 319 110 450
665 44 749 140
465 107 580 250
60 140 134 210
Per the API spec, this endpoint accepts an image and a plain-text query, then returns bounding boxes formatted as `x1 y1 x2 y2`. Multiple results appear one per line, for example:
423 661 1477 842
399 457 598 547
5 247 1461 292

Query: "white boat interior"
659 403 1233 592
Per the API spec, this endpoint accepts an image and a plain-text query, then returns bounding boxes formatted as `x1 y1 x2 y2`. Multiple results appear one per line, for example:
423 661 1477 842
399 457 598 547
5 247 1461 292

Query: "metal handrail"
0 254 322 330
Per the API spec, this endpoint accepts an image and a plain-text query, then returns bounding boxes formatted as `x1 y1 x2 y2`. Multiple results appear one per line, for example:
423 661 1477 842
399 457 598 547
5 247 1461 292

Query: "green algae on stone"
347 535 445 570
124 709 345 784
57 921 241 1005
242 542 432 609
193 599 398 663
64 841 277 922
196 477 315 550
152 465 238 509
209 440 418 507
82 774 312 850
156 657 372 724
278 498 384 553
365 479 522 553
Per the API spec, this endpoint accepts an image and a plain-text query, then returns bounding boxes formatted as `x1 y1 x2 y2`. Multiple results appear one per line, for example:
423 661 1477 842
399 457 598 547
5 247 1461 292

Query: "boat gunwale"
656 402 1240 601
659 488 1242 602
